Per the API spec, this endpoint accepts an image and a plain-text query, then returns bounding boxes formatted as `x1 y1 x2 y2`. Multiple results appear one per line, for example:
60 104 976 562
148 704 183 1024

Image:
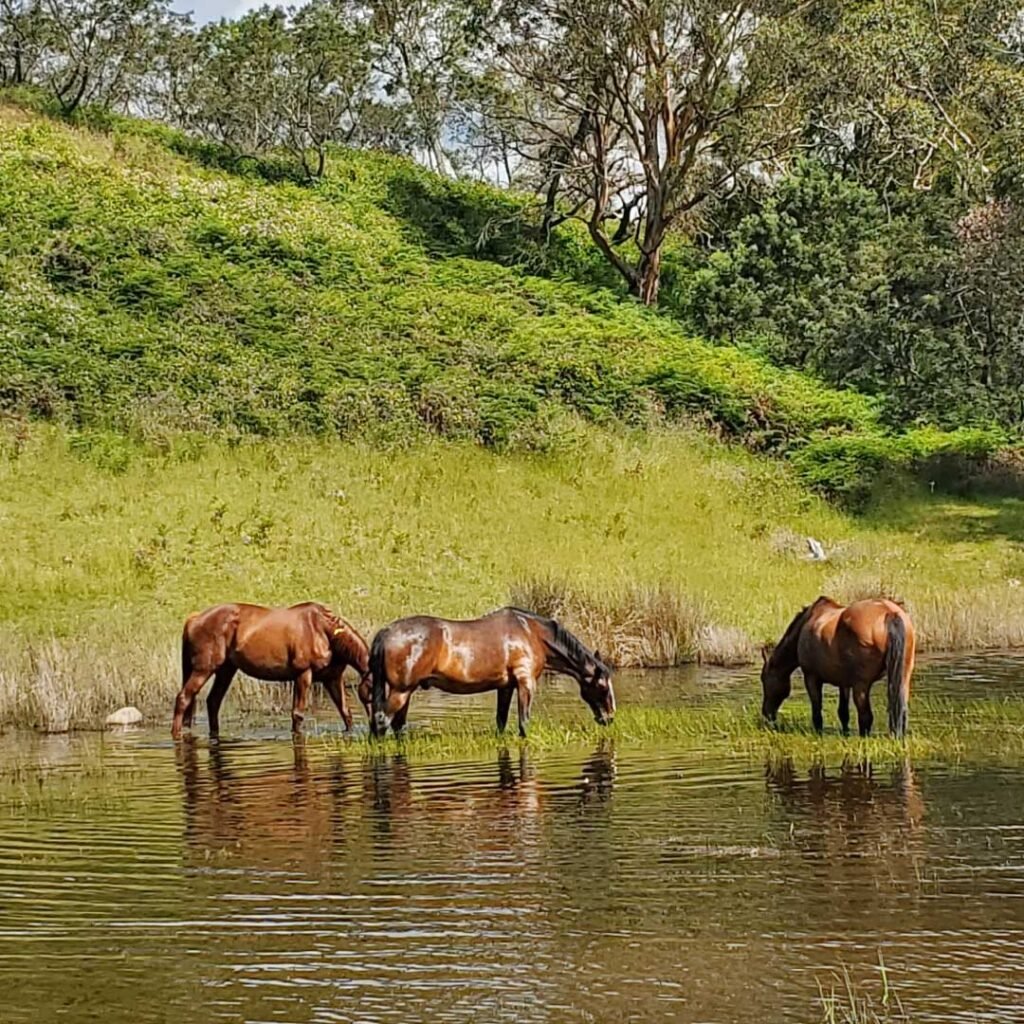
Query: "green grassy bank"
3 425 1023 730
335 697 1024 767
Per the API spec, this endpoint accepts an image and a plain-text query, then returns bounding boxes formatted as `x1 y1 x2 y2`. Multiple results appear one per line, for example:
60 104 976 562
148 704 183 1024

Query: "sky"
181 0 266 23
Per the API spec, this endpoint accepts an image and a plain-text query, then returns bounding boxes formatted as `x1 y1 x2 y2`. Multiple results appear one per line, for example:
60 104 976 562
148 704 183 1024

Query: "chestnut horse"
369 607 615 737
171 602 371 739
761 596 916 738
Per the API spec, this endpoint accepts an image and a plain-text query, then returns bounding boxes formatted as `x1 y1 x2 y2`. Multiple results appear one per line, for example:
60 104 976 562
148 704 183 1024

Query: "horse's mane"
770 596 832 667
505 606 605 674
319 605 368 664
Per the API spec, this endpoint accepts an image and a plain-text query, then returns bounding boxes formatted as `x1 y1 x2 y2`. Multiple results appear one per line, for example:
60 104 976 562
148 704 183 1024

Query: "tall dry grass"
510 577 752 666
0 633 296 732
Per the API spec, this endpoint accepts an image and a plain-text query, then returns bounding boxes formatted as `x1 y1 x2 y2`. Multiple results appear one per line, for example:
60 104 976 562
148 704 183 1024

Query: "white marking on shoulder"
450 640 475 671
403 638 426 682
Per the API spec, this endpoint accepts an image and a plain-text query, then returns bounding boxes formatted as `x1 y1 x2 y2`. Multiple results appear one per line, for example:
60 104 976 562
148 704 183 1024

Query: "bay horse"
369 607 615 737
760 596 915 738
171 602 371 739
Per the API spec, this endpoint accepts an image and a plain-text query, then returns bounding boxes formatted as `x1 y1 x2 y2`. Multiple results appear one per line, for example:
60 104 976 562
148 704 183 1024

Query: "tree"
0 0 47 87
279 1 376 177
952 200 1024 422
495 0 804 305
798 1 1024 200
166 4 376 178
37 0 174 114
366 0 496 175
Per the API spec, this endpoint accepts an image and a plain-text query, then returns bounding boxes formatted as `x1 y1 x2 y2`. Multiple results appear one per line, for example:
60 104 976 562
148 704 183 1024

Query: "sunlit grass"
330 697 1024 767
3 425 1024 730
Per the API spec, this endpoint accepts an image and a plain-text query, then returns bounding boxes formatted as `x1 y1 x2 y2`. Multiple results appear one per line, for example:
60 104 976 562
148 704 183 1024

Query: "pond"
2 655 1024 1022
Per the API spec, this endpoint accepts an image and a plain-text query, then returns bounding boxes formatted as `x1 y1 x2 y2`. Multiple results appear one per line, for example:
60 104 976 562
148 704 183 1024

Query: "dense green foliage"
673 162 1024 431
0 99 1011 502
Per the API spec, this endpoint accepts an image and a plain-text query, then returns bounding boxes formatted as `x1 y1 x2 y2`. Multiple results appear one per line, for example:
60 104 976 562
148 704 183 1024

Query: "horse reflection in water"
765 757 926 899
178 736 617 875
365 747 547 854
365 742 618 874
176 736 352 870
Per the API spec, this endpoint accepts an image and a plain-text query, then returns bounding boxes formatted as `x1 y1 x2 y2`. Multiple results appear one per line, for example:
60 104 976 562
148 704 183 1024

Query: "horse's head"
579 651 615 726
760 644 791 722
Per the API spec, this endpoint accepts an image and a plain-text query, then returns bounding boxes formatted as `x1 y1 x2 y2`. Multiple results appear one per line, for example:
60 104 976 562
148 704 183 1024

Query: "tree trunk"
636 246 662 306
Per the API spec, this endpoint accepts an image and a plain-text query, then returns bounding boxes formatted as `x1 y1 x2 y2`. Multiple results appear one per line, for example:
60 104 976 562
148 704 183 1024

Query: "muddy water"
2 656 1024 1023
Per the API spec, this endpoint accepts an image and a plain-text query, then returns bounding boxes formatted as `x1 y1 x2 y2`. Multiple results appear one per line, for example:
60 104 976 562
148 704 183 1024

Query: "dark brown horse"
171 602 371 739
369 607 615 737
761 596 916 738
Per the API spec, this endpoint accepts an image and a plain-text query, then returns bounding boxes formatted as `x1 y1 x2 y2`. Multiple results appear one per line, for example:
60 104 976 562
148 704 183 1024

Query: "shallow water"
2 655 1024 1022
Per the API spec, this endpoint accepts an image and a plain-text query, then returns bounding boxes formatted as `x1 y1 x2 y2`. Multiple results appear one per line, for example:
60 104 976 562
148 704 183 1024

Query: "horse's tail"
181 612 199 684
886 614 909 738
370 629 389 737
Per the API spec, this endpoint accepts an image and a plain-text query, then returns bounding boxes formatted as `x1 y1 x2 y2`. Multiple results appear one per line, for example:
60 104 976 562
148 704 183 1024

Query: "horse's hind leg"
804 674 824 734
206 665 237 738
292 669 313 734
172 670 212 739
838 686 851 736
515 673 536 739
853 686 873 737
496 686 514 733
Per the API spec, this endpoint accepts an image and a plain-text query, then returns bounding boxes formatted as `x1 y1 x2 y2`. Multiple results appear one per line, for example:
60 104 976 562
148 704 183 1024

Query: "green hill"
3 96 1024 731
0 96 1006 504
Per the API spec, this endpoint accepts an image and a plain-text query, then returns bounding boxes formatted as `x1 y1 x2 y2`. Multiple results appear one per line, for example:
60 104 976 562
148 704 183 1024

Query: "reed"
818 956 908 1024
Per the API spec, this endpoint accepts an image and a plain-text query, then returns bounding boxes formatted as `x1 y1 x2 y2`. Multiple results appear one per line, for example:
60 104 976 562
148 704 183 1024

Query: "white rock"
806 537 827 562
105 706 143 727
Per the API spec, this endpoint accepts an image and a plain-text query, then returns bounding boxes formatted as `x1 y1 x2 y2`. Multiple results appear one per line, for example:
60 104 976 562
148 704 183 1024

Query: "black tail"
886 614 908 738
181 617 194 685
370 629 389 737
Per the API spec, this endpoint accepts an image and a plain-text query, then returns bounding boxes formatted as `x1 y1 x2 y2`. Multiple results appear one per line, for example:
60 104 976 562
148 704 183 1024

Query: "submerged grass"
818 957 909 1024
330 697 1024 767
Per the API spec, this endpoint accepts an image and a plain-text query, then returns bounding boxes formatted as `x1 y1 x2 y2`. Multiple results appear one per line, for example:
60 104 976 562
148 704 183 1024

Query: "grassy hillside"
3 96 1024 732
0 97 1007 503
3 426 1024 730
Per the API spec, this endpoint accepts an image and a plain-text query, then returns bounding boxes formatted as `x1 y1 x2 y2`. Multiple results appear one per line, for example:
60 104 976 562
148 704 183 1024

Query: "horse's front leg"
515 673 535 738
322 674 354 732
292 668 313 734
496 685 514 733
172 670 212 739
804 673 824 734
357 673 372 722
838 686 851 736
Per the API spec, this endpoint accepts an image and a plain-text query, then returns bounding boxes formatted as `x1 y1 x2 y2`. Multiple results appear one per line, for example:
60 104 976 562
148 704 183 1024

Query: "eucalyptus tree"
494 0 805 305
35 0 175 114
